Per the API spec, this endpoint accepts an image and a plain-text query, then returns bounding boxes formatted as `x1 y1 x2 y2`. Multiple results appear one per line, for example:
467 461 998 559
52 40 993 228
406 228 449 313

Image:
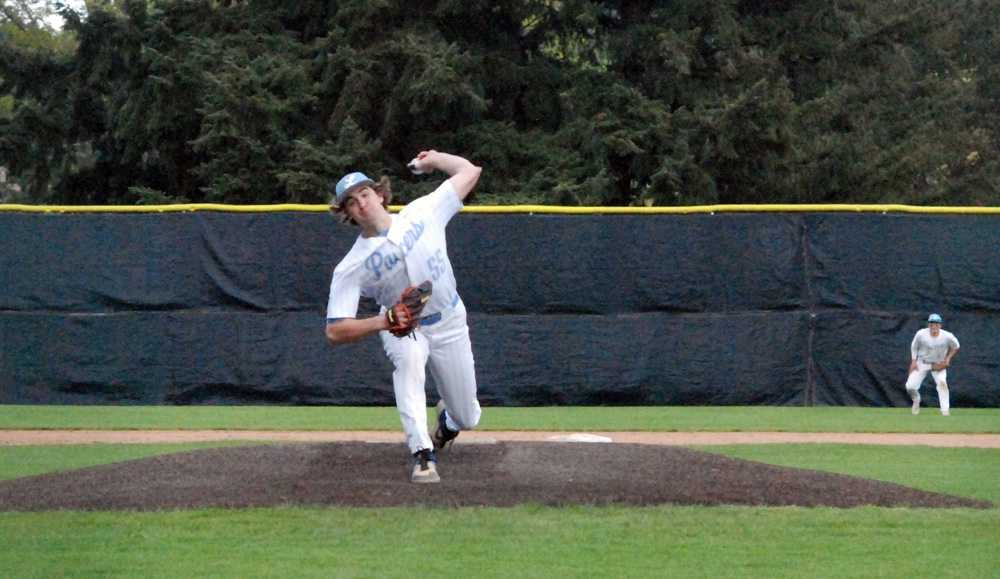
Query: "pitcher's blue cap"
928 313 943 323
333 172 375 205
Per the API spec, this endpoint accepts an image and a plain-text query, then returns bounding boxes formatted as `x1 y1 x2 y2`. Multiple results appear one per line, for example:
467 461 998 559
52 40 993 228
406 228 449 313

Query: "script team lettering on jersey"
364 220 426 281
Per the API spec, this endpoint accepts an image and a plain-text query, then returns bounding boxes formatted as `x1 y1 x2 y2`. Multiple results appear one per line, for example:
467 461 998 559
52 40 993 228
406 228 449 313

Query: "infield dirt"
0 439 991 511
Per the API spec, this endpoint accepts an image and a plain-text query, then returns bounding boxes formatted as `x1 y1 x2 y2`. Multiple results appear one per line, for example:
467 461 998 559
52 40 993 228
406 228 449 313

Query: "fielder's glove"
932 361 949 371
386 281 433 338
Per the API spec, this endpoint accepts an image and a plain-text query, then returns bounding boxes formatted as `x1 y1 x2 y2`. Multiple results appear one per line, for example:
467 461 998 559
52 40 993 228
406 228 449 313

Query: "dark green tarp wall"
1 211 996 407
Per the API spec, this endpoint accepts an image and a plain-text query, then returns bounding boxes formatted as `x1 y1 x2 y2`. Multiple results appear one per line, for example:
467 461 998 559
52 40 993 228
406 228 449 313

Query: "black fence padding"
0 211 996 406
0 213 336 313
1 311 393 405
469 311 809 406
452 214 807 314
806 214 1000 312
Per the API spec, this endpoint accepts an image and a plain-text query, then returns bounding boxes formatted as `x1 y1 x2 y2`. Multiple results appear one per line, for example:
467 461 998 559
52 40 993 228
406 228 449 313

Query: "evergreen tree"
0 0 996 205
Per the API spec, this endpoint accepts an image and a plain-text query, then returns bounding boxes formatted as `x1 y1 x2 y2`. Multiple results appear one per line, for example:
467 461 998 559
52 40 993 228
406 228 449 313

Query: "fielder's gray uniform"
906 328 959 412
326 180 481 453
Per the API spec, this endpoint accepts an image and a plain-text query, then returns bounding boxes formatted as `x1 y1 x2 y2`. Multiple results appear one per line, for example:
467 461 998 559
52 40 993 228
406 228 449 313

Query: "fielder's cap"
928 313 943 323
333 171 375 206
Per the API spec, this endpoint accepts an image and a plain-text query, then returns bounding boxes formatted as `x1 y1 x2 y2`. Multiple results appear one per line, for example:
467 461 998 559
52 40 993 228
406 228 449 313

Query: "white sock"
937 385 950 413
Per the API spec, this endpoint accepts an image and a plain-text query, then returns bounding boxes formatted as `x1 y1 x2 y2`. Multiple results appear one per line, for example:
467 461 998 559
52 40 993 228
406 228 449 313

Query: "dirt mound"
0 442 989 511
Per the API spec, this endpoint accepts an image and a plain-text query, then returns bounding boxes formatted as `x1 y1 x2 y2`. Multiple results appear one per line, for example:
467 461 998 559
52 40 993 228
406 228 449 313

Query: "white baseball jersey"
910 328 960 363
327 180 462 322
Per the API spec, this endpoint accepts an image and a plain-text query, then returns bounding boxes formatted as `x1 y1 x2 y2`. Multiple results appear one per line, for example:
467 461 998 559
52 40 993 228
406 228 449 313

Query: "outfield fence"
1 205 997 407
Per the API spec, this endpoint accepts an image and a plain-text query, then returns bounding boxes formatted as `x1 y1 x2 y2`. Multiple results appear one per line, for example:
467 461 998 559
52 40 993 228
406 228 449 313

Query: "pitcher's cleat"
411 449 440 484
911 400 920 415
432 400 460 451
941 409 950 416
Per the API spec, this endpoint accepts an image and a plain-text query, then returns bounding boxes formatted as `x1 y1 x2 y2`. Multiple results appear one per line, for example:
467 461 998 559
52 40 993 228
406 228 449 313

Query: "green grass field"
2 404 998 433
1 406 998 578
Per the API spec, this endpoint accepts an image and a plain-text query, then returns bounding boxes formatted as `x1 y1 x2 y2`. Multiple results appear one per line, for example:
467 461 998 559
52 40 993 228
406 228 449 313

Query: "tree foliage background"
1 0 997 206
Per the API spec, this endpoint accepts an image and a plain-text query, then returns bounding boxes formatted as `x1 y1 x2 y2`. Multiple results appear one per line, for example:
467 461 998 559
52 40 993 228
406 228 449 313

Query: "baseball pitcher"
325 150 482 483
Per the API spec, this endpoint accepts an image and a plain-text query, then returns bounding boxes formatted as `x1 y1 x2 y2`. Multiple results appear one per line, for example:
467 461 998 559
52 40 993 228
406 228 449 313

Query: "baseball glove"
931 361 949 371
386 281 433 338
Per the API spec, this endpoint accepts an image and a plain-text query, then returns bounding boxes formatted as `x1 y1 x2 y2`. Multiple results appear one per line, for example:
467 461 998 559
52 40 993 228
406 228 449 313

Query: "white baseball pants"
380 300 481 454
905 361 950 413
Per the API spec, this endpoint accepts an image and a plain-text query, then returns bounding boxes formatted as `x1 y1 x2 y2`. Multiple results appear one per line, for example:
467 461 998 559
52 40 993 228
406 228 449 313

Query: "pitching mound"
0 442 989 511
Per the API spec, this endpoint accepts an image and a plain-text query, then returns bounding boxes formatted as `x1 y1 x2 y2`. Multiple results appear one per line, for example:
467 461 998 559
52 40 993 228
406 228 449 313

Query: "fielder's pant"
905 361 950 413
381 300 481 454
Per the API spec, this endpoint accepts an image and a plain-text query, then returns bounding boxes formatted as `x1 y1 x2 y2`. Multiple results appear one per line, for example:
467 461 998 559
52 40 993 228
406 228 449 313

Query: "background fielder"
325 150 483 483
905 313 960 416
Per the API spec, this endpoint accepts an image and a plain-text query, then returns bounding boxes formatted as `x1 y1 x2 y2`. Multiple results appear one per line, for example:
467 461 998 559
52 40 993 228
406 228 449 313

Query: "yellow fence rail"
1 203 999 214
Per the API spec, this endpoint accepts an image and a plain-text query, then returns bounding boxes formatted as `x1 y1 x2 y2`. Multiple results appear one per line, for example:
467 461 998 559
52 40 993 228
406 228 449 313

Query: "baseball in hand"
407 158 426 175
407 151 434 175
